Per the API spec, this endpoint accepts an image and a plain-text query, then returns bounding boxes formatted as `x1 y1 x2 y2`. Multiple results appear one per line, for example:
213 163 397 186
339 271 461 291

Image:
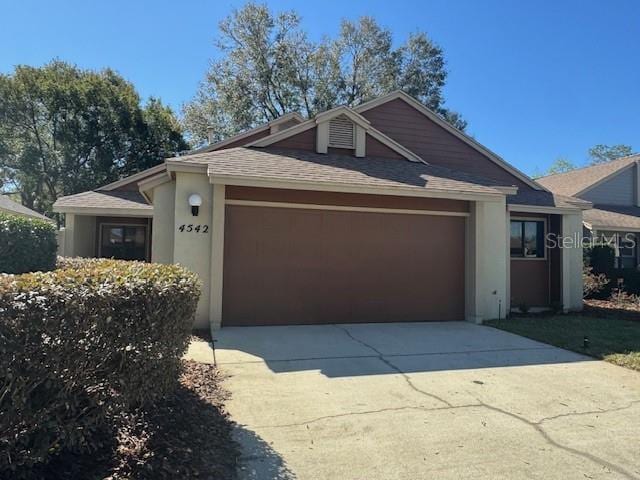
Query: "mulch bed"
584 299 640 323
191 329 213 342
33 361 239 480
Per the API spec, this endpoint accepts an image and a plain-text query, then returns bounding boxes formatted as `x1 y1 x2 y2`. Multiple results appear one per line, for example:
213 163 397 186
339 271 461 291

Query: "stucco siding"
580 165 636 205
562 212 584 311
65 214 96 257
151 181 176 264
466 198 508 322
173 172 213 329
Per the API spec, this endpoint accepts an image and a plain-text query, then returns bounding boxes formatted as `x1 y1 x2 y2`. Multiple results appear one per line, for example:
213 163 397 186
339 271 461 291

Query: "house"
538 155 640 269
0 195 53 222
53 91 589 330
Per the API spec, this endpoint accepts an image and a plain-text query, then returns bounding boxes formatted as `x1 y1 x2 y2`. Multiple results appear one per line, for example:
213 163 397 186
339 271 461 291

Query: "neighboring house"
54 91 589 330
538 155 640 269
0 195 52 222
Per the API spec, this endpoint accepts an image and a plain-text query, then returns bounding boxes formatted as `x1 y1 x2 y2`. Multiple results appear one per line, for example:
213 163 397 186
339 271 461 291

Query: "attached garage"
222 192 467 326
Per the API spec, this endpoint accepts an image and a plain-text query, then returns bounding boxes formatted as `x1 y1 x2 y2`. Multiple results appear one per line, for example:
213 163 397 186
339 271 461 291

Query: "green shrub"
0 212 57 274
0 259 201 476
615 268 640 296
589 245 615 276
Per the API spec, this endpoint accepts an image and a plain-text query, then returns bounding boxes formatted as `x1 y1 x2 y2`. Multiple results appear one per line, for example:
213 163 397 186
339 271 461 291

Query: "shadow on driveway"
233 426 297 480
213 322 591 376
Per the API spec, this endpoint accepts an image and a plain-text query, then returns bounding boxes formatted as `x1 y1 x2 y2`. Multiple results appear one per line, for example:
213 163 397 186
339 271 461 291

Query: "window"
100 225 147 261
510 220 545 258
615 232 637 269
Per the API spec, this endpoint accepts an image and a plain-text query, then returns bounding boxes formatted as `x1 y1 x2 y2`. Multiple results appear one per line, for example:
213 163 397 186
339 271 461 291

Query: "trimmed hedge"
0 212 57 274
0 258 200 476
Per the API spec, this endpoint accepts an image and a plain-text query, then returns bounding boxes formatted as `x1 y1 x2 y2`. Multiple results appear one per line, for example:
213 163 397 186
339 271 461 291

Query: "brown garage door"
222 205 465 326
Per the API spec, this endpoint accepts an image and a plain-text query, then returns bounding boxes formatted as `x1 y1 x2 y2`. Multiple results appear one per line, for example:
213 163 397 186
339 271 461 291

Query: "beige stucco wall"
466 197 508 322
151 181 176 264
63 213 96 257
56 228 66 256
172 172 213 329
562 212 584 312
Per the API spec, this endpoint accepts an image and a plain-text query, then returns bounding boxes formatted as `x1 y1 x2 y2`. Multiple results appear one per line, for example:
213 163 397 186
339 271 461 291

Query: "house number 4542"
178 224 209 233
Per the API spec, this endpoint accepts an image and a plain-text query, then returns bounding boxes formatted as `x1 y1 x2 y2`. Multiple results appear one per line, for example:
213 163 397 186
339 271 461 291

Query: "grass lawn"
487 315 640 372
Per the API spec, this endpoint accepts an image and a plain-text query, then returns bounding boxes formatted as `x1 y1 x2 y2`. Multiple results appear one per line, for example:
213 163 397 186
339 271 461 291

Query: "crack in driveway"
476 400 639 479
332 324 454 407
536 399 640 424
254 403 484 429
332 324 640 480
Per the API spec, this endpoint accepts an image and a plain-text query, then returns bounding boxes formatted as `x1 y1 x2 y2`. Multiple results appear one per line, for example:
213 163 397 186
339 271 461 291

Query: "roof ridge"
538 153 639 180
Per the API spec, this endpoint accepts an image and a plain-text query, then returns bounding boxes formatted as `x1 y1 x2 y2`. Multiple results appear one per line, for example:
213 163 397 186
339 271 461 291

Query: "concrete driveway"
196 322 640 480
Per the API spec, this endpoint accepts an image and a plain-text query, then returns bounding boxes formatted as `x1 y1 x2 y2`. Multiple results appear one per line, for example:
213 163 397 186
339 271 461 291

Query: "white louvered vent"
328 115 355 149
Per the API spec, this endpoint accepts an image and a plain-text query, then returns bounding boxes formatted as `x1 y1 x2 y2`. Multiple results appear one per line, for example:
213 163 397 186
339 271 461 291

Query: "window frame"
98 222 150 262
610 231 638 269
510 217 547 261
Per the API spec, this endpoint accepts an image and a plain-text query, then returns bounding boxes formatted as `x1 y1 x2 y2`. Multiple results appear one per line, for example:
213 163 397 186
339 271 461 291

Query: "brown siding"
270 127 316 151
96 216 149 225
211 129 271 150
509 212 561 308
361 99 530 188
327 147 355 156
226 186 469 212
366 135 404 159
511 260 549 307
113 170 162 191
277 118 301 131
223 205 465 326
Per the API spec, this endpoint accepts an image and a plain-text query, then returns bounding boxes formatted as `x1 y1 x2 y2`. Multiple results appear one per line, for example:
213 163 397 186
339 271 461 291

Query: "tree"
0 61 187 215
588 144 634 165
183 3 465 144
544 157 577 176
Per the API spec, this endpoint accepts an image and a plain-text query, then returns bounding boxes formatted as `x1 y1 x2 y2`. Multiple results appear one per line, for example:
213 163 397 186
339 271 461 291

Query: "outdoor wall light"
189 193 202 216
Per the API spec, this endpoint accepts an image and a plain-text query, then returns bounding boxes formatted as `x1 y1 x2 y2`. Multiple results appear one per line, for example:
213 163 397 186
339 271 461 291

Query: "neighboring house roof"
53 190 152 216
536 154 640 196
583 205 640 231
507 189 592 210
0 195 52 221
166 147 511 199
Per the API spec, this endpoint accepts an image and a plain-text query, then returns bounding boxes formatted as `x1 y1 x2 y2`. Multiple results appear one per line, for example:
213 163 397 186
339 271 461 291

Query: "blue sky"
1 0 638 176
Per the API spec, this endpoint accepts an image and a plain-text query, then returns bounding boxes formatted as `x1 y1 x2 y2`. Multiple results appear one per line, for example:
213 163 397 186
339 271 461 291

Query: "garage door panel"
223 205 465 326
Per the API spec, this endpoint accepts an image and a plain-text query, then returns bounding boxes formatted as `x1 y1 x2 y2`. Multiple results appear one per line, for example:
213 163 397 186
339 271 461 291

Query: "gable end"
356 92 543 190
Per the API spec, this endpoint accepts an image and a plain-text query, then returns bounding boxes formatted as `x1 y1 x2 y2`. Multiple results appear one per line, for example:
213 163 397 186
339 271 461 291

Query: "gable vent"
328 115 355 149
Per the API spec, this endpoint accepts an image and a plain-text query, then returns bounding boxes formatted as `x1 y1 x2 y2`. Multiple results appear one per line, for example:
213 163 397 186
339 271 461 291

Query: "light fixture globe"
188 193 202 216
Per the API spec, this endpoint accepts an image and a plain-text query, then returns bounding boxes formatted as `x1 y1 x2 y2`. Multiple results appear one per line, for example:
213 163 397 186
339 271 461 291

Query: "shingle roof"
53 190 152 213
536 155 639 196
507 189 591 210
0 195 52 221
584 205 640 230
173 147 509 197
